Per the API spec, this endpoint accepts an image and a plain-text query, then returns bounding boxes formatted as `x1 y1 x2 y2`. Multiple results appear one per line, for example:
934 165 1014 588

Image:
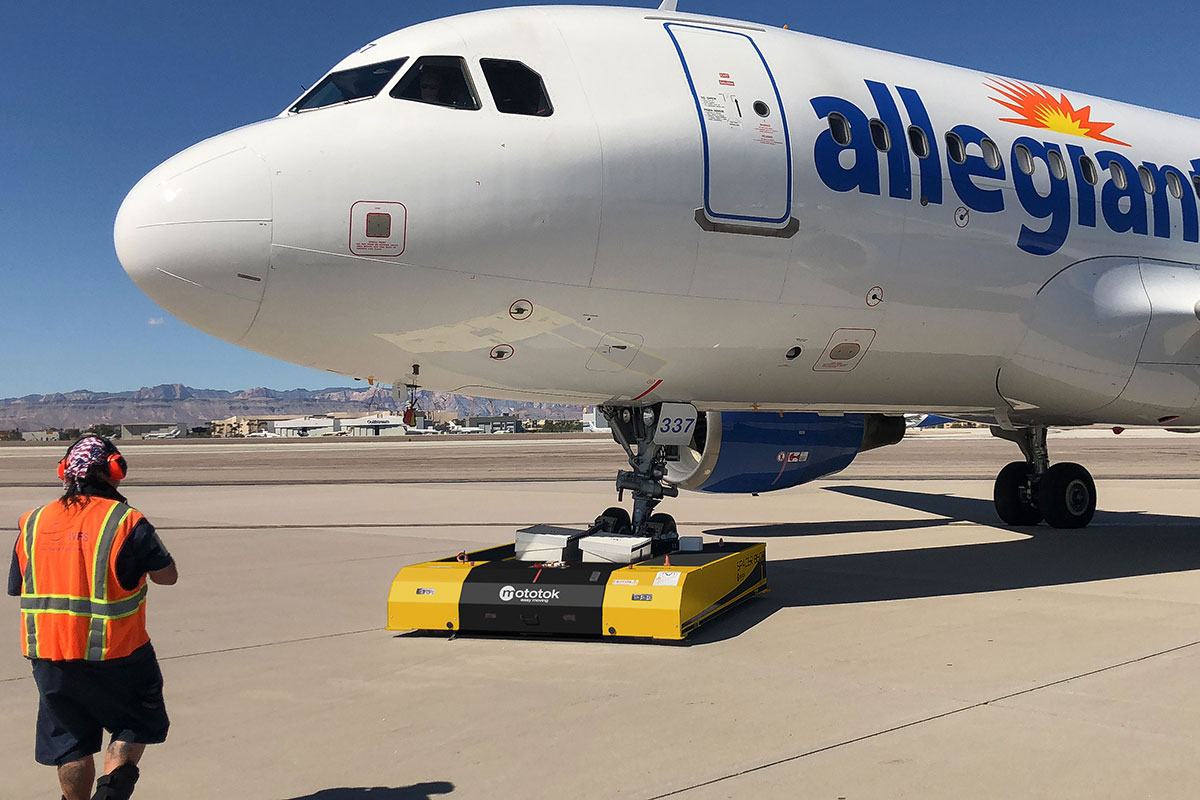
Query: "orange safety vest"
15 497 151 661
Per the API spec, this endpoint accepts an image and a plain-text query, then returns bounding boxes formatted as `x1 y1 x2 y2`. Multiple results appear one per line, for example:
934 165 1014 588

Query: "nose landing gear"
991 426 1096 528
598 404 681 551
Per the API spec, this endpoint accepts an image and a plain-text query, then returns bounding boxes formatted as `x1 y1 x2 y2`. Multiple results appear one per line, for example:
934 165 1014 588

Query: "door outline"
664 23 793 227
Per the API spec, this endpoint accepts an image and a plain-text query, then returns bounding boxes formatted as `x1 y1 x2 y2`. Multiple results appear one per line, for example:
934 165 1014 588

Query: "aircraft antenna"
657 0 679 11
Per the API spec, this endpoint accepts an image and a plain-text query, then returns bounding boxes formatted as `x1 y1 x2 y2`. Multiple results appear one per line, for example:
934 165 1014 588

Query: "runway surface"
4 429 1200 799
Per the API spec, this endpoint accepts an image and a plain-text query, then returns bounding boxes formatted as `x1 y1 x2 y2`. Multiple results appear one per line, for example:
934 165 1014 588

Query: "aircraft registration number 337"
653 403 699 445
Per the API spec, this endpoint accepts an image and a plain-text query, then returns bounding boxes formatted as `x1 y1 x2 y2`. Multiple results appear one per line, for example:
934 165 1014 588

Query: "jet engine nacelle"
666 412 905 494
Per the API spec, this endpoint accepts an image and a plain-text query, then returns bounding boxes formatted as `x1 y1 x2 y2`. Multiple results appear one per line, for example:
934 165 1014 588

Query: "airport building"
210 415 298 438
20 430 61 442
464 415 523 433
274 416 340 437
342 413 410 437
120 422 186 440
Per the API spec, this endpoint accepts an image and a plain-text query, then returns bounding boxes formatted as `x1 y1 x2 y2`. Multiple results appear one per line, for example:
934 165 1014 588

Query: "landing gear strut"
990 426 1096 528
599 404 680 548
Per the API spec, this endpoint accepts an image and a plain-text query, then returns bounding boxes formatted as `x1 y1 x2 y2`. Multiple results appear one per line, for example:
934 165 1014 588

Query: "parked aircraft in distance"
115 2 1200 539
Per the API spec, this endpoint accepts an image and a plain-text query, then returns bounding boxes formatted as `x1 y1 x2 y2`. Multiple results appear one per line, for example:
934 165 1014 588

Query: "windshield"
291 57 408 112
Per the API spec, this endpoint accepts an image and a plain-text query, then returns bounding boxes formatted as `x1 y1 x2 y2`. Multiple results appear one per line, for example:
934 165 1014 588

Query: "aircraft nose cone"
115 140 273 342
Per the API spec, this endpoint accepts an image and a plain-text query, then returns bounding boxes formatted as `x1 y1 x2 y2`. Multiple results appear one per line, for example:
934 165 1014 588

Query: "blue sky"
2 0 1196 398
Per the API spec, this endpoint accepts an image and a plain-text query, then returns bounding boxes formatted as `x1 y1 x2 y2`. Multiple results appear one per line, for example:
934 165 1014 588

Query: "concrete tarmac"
4 429 1200 799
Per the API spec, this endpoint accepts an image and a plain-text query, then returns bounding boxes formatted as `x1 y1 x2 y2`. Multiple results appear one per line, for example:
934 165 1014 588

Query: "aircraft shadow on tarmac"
283 782 454 800
692 485 1200 645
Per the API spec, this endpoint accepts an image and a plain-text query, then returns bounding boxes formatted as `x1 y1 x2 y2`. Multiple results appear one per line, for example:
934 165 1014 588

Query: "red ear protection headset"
57 437 127 483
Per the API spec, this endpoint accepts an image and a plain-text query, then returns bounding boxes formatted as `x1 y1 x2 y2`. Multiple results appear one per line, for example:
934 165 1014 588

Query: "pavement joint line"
157 628 384 662
646 637 1200 799
0 628 383 684
155 522 846 531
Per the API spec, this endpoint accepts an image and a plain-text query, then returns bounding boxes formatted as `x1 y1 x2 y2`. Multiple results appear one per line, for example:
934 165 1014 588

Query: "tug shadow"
690 485 1200 644
283 782 454 799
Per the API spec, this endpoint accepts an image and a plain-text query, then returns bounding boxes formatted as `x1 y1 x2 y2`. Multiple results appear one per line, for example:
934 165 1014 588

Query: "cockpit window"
480 59 553 116
390 56 480 110
291 58 408 112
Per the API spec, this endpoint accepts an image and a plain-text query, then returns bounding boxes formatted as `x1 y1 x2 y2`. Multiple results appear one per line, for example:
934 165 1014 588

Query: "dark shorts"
31 643 170 766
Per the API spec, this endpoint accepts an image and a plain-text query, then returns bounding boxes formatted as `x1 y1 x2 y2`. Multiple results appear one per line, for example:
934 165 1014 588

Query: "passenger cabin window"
945 132 966 164
1079 154 1098 186
1167 170 1183 199
869 119 890 151
480 59 553 116
982 139 1002 171
390 56 480 110
1138 165 1156 194
292 58 408 112
828 113 852 146
1014 143 1034 175
1047 150 1066 181
907 126 929 158
1109 160 1128 191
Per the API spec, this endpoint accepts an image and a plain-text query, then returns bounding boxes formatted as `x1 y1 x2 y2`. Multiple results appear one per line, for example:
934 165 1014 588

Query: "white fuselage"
114 5 1200 427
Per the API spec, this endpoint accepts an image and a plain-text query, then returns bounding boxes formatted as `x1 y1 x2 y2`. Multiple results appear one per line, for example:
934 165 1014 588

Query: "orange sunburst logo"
985 78 1129 146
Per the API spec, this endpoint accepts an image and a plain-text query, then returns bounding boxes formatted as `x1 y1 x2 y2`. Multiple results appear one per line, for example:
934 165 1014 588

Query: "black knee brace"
91 763 140 800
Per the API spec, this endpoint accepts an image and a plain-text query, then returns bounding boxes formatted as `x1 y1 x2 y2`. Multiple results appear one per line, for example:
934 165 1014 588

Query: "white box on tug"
515 525 584 562
580 535 653 564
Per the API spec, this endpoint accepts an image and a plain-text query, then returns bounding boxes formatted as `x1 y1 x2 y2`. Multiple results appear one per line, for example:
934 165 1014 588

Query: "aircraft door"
665 23 795 234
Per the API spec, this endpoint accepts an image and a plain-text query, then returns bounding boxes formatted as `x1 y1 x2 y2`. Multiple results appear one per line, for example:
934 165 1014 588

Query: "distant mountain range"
0 384 584 431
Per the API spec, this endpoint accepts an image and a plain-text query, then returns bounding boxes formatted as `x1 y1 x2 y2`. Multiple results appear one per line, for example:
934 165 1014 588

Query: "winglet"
658 0 679 10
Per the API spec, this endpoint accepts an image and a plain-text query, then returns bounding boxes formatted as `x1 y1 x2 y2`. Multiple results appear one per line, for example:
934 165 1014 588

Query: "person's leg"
56 754 95 800
92 740 143 799
103 739 146 773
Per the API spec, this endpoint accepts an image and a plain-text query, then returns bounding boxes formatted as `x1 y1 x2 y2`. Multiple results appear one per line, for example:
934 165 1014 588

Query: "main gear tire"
993 461 1042 526
1039 462 1096 529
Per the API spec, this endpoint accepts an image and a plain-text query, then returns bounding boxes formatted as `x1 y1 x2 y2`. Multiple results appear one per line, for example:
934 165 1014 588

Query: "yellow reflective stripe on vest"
21 507 44 658
88 503 133 661
20 586 148 619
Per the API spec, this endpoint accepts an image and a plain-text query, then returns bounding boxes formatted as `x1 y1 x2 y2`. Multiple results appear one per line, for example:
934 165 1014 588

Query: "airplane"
143 429 184 440
447 421 486 434
114 2 1200 542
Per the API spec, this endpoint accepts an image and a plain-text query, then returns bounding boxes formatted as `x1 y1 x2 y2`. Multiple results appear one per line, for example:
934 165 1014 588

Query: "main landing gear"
597 404 681 551
990 426 1096 528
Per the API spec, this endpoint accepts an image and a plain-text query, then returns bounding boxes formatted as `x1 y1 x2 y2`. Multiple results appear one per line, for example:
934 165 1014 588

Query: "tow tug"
386 526 766 642
388 402 767 641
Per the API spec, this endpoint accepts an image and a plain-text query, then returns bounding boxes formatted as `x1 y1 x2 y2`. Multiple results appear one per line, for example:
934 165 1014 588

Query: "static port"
753 100 770 117
785 346 802 360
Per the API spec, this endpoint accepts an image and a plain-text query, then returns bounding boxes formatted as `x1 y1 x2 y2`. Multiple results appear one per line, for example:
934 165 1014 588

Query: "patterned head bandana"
62 436 113 485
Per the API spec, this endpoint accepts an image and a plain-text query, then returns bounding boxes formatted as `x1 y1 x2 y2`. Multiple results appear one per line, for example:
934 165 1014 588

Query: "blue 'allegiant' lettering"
1064 144 1097 228
897 86 942 205
947 125 1004 213
811 96 879 195
1096 150 1148 235
866 81 911 200
1143 162 1198 242
1011 137 1071 256
809 81 1200 257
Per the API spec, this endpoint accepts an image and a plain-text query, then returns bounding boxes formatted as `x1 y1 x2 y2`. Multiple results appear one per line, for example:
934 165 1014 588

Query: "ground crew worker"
8 436 177 800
